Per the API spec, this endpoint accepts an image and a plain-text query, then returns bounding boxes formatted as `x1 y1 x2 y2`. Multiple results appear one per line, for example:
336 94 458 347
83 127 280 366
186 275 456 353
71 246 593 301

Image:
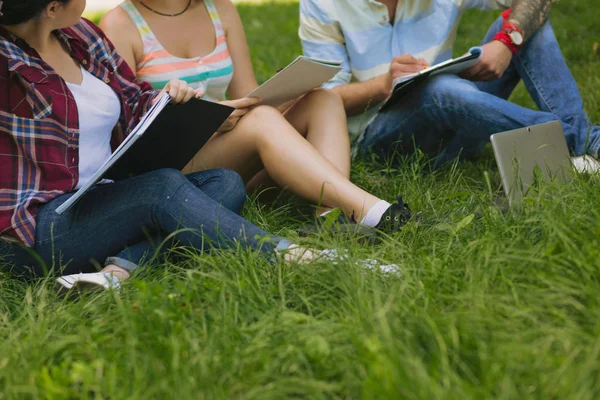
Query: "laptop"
490 121 572 206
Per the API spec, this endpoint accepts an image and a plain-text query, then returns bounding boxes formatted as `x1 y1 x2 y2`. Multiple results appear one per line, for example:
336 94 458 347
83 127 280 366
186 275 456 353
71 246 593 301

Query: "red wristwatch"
494 9 525 55
503 24 525 46
494 23 524 55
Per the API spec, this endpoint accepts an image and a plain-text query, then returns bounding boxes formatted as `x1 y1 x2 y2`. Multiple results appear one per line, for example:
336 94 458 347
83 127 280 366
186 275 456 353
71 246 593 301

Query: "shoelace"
393 196 412 222
377 196 412 231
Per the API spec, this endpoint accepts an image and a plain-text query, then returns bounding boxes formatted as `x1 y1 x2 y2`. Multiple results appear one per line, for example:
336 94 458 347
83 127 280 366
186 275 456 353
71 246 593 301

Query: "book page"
380 46 483 111
55 95 171 215
247 56 342 107
392 46 483 88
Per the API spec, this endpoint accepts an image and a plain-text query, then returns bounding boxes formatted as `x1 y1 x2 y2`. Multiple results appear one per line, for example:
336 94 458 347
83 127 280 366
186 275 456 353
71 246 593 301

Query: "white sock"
359 200 392 227
319 209 334 217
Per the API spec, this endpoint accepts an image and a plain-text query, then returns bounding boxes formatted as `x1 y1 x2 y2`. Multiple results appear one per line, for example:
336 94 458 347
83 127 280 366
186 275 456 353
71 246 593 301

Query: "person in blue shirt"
299 0 599 171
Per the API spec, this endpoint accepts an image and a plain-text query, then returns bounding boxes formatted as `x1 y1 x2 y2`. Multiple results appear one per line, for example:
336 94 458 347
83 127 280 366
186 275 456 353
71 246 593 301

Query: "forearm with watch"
494 0 554 54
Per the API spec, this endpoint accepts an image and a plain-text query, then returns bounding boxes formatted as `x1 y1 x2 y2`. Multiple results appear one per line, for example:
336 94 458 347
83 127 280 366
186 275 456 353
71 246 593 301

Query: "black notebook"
56 95 234 214
380 46 482 112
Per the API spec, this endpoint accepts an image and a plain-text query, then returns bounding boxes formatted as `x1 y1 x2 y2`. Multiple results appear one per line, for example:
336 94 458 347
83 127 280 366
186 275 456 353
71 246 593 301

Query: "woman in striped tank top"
100 0 411 232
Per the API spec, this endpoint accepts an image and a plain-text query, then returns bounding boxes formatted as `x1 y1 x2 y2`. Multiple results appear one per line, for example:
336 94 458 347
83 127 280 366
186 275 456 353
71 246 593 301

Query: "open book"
246 56 342 107
380 46 483 111
55 95 234 215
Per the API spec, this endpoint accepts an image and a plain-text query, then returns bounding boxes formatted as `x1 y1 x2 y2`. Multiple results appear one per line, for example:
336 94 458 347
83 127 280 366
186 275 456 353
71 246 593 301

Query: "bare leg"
284 89 351 178
183 105 380 219
245 89 352 214
285 89 352 215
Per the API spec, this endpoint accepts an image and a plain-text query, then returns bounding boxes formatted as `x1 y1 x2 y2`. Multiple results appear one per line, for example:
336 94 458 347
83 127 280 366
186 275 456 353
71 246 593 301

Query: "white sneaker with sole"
318 249 402 275
572 156 600 174
55 272 121 293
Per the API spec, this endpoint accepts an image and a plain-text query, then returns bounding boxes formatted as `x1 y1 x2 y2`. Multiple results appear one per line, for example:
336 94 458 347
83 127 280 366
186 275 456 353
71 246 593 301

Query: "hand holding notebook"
380 46 483 111
55 95 234 214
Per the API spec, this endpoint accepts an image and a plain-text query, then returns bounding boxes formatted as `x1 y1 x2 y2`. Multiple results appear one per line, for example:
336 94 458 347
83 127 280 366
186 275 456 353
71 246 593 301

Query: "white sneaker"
55 272 121 293
572 156 600 174
318 249 402 275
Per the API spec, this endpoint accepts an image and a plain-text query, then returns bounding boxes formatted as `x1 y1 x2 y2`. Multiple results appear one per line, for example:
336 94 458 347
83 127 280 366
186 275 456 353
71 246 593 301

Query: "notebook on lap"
490 121 572 206
380 46 483 111
55 95 234 214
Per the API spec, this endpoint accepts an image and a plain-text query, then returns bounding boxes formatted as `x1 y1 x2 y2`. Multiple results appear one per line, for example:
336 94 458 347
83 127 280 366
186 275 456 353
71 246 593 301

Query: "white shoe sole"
55 275 115 296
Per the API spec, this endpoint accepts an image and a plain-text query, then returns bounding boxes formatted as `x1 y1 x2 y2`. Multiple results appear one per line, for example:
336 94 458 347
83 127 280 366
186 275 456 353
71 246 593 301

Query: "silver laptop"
490 121 572 206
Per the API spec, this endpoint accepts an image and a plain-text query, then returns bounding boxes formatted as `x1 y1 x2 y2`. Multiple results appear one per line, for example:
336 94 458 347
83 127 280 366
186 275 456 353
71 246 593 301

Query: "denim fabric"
0 169 283 278
361 18 600 167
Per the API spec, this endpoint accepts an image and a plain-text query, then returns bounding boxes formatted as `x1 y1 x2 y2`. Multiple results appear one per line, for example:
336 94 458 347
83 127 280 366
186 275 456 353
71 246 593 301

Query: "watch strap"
493 31 520 55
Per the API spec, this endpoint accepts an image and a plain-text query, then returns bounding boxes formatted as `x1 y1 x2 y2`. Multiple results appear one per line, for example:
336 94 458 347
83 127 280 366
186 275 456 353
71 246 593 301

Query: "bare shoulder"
98 6 139 45
99 6 144 59
211 0 242 32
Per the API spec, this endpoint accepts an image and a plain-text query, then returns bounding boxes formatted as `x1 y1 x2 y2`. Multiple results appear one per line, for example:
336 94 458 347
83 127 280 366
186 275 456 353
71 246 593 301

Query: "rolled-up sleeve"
299 0 351 88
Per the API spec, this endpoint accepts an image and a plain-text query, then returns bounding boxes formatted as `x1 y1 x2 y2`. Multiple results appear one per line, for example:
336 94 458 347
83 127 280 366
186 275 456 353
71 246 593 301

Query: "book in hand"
380 46 483 111
246 56 342 107
55 95 235 215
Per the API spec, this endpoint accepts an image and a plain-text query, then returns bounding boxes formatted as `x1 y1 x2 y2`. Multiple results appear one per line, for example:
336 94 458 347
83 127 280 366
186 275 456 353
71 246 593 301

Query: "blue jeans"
362 17 600 167
0 169 285 278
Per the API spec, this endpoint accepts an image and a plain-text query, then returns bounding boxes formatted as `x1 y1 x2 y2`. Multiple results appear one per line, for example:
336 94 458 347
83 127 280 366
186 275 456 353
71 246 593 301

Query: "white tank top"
66 67 121 189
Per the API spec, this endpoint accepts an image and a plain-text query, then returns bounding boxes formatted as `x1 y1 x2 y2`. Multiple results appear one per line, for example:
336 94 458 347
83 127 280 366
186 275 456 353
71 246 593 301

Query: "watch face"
509 30 524 45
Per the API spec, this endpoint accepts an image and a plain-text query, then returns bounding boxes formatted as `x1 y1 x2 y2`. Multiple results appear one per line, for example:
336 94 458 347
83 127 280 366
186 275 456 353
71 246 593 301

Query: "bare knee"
240 105 288 138
246 105 283 122
302 88 344 110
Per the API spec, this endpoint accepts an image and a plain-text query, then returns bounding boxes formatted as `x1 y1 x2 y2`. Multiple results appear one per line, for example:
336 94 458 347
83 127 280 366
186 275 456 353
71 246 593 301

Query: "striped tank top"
120 0 234 102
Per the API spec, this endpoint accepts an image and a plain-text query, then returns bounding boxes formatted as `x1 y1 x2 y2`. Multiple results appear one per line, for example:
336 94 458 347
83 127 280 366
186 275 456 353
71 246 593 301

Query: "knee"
241 105 288 140
423 75 479 109
144 168 188 189
244 105 284 126
140 168 189 201
302 88 344 109
185 168 247 213
210 169 247 214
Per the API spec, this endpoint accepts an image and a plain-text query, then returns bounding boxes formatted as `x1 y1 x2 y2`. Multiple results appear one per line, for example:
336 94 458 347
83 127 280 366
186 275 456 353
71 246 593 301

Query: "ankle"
279 245 319 265
101 265 131 281
359 200 392 227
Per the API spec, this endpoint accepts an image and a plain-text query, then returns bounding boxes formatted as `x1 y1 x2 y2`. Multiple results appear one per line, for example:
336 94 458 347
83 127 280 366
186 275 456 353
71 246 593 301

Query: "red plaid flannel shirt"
0 19 158 247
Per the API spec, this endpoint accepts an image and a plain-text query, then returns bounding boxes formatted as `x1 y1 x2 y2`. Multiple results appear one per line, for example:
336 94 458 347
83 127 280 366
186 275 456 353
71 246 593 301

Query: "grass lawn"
1 1 600 399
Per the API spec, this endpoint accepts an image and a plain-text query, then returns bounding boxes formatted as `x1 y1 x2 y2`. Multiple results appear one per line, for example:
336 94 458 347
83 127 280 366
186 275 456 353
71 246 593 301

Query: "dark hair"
0 0 70 25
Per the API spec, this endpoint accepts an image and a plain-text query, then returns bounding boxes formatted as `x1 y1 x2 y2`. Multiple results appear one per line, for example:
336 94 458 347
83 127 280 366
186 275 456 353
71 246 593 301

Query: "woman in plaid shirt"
0 0 347 291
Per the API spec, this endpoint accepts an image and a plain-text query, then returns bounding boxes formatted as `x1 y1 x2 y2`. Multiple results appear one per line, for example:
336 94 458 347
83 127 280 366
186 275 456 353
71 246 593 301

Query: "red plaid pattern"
0 19 158 246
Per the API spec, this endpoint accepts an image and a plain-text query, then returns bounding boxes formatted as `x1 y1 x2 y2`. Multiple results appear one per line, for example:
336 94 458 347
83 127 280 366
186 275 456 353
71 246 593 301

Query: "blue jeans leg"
186 169 247 214
363 74 561 167
362 18 599 166
1 168 282 278
477 17 600 157
108 168 250 270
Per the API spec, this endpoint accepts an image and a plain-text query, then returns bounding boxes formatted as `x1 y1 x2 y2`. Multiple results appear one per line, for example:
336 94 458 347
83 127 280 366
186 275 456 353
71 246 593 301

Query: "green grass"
3 1 600 399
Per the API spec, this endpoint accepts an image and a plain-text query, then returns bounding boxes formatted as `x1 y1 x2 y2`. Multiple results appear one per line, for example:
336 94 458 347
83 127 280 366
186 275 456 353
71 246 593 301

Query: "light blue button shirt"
299 0 511 140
